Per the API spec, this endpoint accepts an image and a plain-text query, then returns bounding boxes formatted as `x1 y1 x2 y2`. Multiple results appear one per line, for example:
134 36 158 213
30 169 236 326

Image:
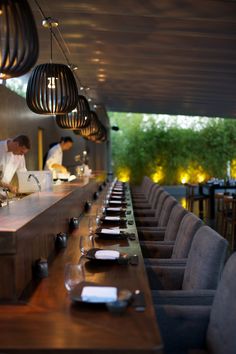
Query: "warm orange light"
151 167 164 183
116 167 130 182
178 163 208 184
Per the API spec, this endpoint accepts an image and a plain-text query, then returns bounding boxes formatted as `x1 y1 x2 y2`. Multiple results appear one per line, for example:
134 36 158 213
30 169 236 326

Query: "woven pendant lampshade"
56 95 91 129
74 111 100 137
74 111 107 143
0 0 39 79
26 63 78 115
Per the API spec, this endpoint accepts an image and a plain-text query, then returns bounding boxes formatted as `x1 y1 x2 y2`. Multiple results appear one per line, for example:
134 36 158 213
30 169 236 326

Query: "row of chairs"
131 177 234 354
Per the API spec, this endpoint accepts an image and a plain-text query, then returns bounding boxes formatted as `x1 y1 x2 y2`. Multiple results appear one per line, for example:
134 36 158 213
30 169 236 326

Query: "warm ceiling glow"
91 58 100 63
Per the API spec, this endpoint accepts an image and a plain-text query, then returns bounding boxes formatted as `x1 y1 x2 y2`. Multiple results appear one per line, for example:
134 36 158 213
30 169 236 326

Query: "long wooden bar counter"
0 181 163 353
0 177 98 301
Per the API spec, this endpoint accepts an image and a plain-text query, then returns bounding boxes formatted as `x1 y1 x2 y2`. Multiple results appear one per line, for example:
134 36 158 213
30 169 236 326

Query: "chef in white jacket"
44 136 73 177
0 135 30 194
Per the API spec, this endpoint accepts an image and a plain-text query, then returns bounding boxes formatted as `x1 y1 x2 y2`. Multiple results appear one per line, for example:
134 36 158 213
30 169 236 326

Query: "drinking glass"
64 263 85 292
88 216 96 235
79 235 94 255
96 207 103 226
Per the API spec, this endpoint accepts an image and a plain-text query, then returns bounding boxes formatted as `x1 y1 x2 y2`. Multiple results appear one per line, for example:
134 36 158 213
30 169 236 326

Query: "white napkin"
95 250 120 260
112 192 123 195
81 286 117 303
110 200 122 204
101 228 120 235
106 207 122 211
105 216 120 221
112 196 123 199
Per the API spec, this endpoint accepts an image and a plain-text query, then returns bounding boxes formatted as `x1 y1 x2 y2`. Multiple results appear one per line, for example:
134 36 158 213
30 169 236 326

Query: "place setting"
79 234 138 265
65 263 144 314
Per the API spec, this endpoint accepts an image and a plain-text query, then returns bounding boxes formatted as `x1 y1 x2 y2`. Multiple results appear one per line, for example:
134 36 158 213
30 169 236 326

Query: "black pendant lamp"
0 0 39 79
26 18 78 115
56 95 91 129
74 111 107 143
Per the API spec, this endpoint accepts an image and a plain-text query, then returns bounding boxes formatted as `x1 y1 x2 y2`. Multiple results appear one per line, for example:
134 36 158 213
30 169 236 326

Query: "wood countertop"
0 185 163 353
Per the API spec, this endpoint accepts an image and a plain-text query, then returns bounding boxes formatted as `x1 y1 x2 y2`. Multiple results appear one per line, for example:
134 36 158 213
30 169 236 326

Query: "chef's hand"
8 184 18 194
60 166 68 174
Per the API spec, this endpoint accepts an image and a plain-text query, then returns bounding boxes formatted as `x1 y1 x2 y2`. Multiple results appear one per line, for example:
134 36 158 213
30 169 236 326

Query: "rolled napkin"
95 250 120 260
109 200 122 204
104 216 120 221
81 286 118 303
106 207 122 211
111 195 123 199
100 228 120 235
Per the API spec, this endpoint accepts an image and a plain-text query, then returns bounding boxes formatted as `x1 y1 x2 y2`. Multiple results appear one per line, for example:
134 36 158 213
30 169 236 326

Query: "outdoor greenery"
109 112 236 185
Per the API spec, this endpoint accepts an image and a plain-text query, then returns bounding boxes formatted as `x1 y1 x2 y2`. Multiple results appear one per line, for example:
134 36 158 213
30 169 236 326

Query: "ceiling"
28 0 236 117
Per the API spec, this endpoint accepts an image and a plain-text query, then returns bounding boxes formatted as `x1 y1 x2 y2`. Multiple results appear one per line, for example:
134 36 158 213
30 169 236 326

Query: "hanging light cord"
33 0 92 100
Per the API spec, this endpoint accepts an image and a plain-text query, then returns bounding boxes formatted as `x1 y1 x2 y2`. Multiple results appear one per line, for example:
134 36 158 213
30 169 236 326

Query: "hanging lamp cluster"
0 0 39 79
74 111 107 143
0 0 107 142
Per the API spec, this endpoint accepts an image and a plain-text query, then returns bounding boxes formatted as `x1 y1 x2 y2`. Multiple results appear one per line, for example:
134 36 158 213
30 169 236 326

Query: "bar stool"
215 192 224 233
185 183 209 218
222 195 236 250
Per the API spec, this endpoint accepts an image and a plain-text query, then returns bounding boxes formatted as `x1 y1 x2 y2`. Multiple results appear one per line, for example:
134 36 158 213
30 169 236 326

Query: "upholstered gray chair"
147 226 228 305
131 177 154 201
131 176 152 196
134 186 164 213
141 212 202 259
155 252 236 354
138 204 187 246
135 195 177 227
133 184 162 211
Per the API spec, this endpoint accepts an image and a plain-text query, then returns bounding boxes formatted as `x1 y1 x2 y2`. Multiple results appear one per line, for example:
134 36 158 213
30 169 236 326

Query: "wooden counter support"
0 178 98 301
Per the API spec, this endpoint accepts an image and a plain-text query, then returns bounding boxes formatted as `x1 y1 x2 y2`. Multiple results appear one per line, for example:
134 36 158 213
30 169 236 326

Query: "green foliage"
109 112 236 185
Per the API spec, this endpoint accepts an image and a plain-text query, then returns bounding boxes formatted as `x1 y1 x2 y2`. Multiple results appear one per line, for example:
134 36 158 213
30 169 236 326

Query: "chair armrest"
136 217 158 227
134 209 155 217
145 258 187 266
138 229 166 241
155 304 210 352
141 242 174 258
146 265 185 290
152 289 216 306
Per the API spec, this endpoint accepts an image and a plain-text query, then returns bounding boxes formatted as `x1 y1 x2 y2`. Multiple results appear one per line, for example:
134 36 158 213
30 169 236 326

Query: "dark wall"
0 85 109 174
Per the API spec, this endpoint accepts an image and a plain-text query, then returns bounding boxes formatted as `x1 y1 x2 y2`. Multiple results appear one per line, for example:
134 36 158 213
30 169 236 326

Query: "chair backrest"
158 196 178 227
150 187 164 209
164 204 188 242
148 184 161 205
207 253 236 354
144 182 157 202
182 225 228 290
171 212 203 258
154 191 169 219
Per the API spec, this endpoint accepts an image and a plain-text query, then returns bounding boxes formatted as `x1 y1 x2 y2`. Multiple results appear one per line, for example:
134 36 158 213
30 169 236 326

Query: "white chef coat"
0 140 26 184
44 143 63 171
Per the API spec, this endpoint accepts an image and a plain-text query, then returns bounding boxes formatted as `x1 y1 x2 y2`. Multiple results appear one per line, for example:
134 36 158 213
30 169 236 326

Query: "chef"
44 136 73 177
0 135 30 194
